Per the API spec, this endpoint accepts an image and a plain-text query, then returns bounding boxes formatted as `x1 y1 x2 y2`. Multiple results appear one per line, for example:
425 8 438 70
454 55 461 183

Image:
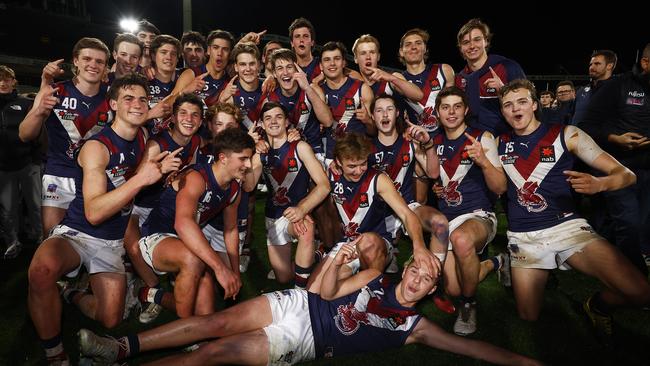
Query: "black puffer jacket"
0 91 37 171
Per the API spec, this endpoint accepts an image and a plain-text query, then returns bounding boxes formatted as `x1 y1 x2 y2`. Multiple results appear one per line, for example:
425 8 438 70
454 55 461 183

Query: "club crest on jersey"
401 154 410 167
359 193 369 208
287 157 298 172
418 106 438 132
344 98 356 111
344 222 359 238
441 180 463 207
334 302 369 335
272 186 291 206
539 146 555 162
429 78 441 91
517 181 548 212
458 77 467 89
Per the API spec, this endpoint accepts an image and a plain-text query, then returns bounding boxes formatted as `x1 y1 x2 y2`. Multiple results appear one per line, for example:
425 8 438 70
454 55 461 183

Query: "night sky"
7 1 649 86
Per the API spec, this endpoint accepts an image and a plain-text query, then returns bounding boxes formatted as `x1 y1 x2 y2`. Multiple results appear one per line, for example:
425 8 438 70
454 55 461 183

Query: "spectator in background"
261 40 283 79
571 50 617 125
578 43 650 274
552 80 576 124
539 90 554 109
0 65 42 258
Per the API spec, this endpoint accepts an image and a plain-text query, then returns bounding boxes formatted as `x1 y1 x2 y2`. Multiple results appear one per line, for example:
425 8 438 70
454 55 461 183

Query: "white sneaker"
123 274 142 320
497 252 512 287
3 240 22 259
267 269 276 280
453 302 477 336
239 254 250 273
139 302 164 324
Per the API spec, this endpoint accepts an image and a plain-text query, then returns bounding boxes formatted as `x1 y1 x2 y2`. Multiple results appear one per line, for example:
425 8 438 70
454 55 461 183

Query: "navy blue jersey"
308 275 421 359
232 79 265 130
368 136 416 205
204 189 249 233
261 141 311 219
400 64 446 134
62 126 146 240
302 57 321 83
498 123 577 232
266 87 323 154
322 78 367 159
135 131 201 208
44 80 113 177
145 73 179 135
330 168 390 241
433 127 496 221
141 163 240 236
191 64 230 108
455 54 526 136
370 80 394 97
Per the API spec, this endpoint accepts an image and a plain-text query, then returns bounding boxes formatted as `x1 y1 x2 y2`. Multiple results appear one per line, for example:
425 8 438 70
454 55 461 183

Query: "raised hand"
483 66 504 92
405 120 430 144
219 75 239 102
240 30 267 45
34 85 59 117
464 132 488 167
41 59 65 86
160 146 184 174
292 62 310 90
183 72 209 94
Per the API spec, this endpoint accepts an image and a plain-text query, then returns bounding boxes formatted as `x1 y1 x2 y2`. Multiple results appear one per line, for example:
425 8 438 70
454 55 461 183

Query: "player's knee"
430 214 448 233
28 261 60 291
178 250 205 275
450 231 474 258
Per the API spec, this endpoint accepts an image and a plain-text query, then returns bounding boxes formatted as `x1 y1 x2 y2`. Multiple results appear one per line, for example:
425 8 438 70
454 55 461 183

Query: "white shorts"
263 289 315 365
507 218 602 270
49 224 125 277
202 223 245 253
385 202 422 240
447 210 497 253
41 175 76 209
131 205 153 228
327 236 393 273
266 216 295 246
138 232 178 275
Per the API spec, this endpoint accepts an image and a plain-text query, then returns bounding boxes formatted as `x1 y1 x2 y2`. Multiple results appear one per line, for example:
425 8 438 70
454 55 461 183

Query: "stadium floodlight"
119 18 139 33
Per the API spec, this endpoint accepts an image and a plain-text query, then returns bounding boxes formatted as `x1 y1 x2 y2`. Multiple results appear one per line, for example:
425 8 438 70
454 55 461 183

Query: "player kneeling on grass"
252 102 330 287
497 79 650 342
78 238 542 365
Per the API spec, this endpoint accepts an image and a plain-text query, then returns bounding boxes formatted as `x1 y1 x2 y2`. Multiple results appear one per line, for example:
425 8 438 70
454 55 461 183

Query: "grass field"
1 197 649 365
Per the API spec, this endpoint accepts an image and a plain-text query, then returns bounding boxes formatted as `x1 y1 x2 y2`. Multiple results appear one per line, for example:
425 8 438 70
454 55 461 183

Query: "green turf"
1 196 649 365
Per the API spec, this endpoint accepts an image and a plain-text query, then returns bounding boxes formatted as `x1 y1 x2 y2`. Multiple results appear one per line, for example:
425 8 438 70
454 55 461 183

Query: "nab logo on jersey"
401 154 410 167
539 146 555 162
287 158 298 172
299 101 309 115
460 150 472 165
359 193 369 208
344 98 355 111
429 78 441 91
98 111 109 126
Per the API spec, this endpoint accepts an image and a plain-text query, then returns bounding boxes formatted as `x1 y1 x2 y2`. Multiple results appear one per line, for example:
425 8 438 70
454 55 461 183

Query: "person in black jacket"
0 65 42 258
578 43 650 274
